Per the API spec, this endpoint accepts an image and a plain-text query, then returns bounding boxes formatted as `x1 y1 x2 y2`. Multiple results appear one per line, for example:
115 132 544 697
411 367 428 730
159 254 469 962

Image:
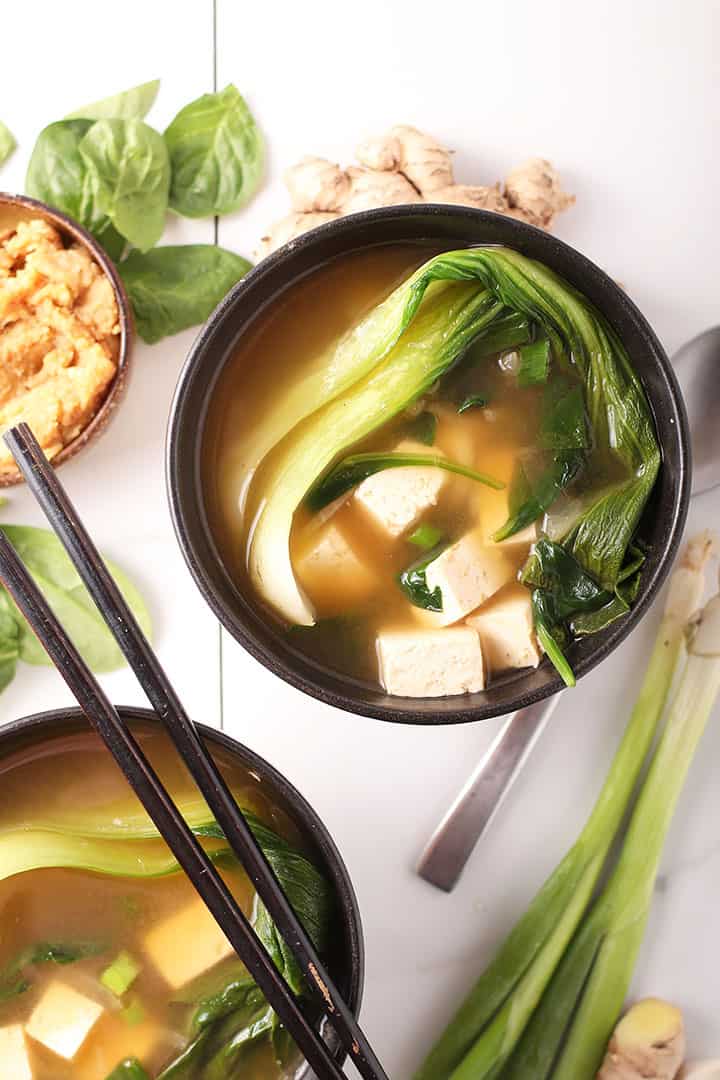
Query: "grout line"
213 0 224 731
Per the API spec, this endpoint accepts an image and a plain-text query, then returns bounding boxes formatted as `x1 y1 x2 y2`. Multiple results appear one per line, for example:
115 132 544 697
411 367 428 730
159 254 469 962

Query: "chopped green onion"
457 394 488 414
306 452 504 512
517 338 551 387
408 523 444 550
101 950 141 997
120 997 147 1027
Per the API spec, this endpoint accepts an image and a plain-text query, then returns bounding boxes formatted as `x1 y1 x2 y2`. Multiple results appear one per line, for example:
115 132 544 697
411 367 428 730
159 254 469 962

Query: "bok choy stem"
415 535 714 1080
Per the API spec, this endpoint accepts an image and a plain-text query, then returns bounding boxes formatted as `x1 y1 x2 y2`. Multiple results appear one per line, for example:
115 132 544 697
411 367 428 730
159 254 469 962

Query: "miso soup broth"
0 724 335 1079
204 243 658 697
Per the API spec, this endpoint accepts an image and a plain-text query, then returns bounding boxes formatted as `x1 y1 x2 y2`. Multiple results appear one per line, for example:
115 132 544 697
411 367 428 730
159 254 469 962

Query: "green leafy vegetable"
403 410 437 446
306 452 503 512
517 338 550 387
26 120 126 259
101 950 141 996
408 523 443 549
457 394 488 414
118 245 251 344
458 311 532 365
0 525 152 674
495 452 584 543
66 79 160 121
397 544 447 612
164 84 264 218
0 941 105 1003
105 1060 151 1080
0 121 16 167
121 998 147 1027
78 118 170 251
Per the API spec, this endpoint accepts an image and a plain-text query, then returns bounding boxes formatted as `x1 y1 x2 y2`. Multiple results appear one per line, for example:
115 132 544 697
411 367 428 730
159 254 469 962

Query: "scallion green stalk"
415 535 715 1080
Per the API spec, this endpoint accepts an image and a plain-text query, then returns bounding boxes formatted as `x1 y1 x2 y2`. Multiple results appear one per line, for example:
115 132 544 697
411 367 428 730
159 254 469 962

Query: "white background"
2 0 719 1074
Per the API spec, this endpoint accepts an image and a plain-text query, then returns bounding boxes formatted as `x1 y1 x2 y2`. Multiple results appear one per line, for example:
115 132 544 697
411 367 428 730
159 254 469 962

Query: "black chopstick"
0 527 348 1080
5 424 388 1080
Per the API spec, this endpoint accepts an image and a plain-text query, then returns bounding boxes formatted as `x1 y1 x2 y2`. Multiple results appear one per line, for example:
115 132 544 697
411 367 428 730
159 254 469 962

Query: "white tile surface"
0 0 718 1075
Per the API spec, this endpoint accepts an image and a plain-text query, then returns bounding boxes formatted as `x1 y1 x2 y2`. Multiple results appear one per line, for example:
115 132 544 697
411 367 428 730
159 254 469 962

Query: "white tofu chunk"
295 522 375 612
466 584 542 673
354 440 445 538
377 627 485 696
0 1024 32 1079
424 531 516 626
25 981 104 1061
143 895 235 989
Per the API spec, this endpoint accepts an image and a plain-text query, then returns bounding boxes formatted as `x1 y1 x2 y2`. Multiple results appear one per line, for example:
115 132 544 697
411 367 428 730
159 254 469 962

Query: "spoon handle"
417 695 562 892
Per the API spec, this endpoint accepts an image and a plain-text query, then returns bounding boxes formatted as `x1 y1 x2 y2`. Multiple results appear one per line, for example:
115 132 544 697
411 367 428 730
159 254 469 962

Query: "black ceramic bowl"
167 206 690 725
0 707 364 1075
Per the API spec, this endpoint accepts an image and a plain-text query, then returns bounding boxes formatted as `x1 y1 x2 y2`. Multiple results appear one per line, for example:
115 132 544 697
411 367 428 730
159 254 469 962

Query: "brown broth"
0 726 307 1078
203 243 624 691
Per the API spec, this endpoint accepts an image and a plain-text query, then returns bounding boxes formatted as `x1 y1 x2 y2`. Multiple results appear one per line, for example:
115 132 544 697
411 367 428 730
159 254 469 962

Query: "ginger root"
255 125 574 258
598 998 686 1080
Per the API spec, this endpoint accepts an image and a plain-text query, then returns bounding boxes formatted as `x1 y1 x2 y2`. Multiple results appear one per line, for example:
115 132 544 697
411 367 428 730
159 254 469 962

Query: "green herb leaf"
307 452 503 512
0 525 152 673
0 121 16 168
104 1060 151 1080
66 80 160 121
517 338 550 387
79 118 170 251
26 120 126 260
403 410 437 445
164 84 264 218
118 244 251 344
397 544 447 612
408 523 443 549
457 394 488 414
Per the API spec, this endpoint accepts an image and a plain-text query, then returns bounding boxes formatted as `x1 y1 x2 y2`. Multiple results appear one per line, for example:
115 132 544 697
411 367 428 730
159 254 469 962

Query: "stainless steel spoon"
417 327 720 892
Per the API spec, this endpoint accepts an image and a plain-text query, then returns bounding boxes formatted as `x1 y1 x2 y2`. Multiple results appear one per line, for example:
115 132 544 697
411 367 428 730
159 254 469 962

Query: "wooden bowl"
0 191 133 485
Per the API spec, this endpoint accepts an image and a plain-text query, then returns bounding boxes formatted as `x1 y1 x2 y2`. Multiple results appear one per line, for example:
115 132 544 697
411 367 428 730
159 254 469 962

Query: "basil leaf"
118 245 252 344
79 118 170 251
0 525 152 673
164 84 264 218
0 121 16 167
517 338 551 387
25 120 126 260
66 79 160 121
398 544 447 611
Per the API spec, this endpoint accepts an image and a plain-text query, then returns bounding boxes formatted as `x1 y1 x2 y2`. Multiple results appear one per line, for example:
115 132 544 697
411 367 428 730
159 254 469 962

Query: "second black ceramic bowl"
0 707 363 1074
167 206 690 725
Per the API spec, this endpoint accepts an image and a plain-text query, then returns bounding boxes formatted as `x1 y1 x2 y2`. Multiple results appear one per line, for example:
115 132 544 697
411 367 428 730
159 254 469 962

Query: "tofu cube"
143 895 235 989
0 1025 32 1079
424 531 516 626
466 584 542 673
377 627 485 697
354 440 445 538
25 981 104 1061
295 522 375 612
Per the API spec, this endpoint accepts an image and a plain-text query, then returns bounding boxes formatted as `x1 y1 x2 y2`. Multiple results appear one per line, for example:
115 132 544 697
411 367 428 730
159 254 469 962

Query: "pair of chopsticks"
0 424 387 1080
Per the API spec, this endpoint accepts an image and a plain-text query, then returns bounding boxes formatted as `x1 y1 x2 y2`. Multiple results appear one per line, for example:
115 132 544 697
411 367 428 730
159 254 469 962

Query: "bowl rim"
0 191 133 485
166 204 691 726
0 705 365 1072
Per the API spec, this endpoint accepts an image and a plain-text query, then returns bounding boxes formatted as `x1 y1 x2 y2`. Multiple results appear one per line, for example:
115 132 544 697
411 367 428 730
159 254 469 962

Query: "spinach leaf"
522 539 607 617
517 338 550 387
0 940 105 1003
531 591 576 688
457 394 488 414
307 452 503 512
26 120 126 260
79 118 170 251
398 543 446 612
66 79 160 121
118 245 251 344
105 1060 151 1080
0 121 16 167
0 525 152 673
164 84 264 218
403 410 437 446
